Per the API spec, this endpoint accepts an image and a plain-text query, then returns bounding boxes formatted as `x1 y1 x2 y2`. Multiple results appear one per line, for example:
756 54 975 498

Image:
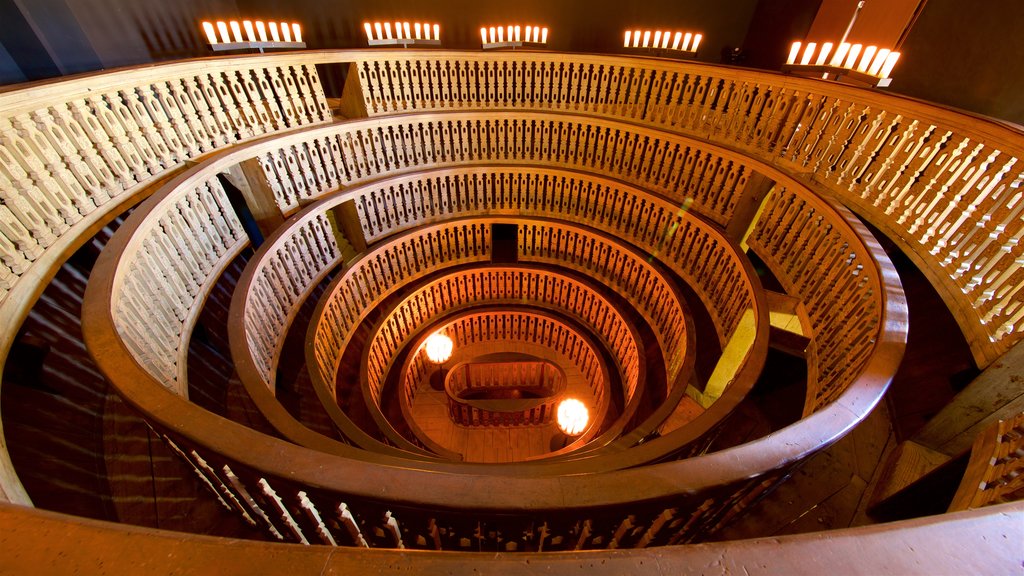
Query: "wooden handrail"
397 308 613 457
77 104 897 532
0 51 911 547
948 411 1024 511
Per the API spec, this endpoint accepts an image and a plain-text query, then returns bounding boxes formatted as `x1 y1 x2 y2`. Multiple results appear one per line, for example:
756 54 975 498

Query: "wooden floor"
409 341 600 462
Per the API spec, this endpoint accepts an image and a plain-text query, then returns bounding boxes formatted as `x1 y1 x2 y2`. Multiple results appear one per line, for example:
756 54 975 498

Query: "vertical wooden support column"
223 159 285 238
338 62 369 119
327 199 366 264
725 172 775 246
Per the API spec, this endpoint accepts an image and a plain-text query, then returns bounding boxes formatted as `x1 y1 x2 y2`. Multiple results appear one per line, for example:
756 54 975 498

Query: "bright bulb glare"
424 333 454 364
557 398 589 436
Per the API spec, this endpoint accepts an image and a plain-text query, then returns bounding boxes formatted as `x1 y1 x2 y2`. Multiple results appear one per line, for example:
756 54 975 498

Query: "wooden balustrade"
112 174 247 394
444 360 565 428
340 50 1021 366
518 220 691 382
949 412 1024 511
360 217 699 417
402 310 607 422
309 221 493 403
0 57 328 309
357 266 640 410
747 185 889 413
46 52 911 548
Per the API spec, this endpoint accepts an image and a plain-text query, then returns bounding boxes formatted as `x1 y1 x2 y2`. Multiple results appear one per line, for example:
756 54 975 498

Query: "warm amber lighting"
784 39 900 81
243 20 255 42
216 21 230 43
365 20 441 45
229 21 243 42
556 398 589 436
481 24 549 47
424 333 454 365
202 21 218 44
624 28 702 54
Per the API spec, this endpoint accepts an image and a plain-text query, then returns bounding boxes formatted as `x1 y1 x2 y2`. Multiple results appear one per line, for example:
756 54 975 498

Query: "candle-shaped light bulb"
642 30 651 48
514 25 520 42
879 51 900 78
498 26 504 42
691 33 702 51
481 27 488 45
682 32 692 51
830 42 850 67
243 20 255 42
433 24 439 41
816 42 833 66
843 44 862 68
525 26 533 42
281 21 291 42
868 48 889 76
632 29 641 47
423 22 431 39
624 30 631 48
787 41 801 65
384 22 392 39
415 22 422 40
540 27 547 43
489 27 496 44
653 30 662 50
269 21 280 42
402 22 410 39
292 23 301 43
672 31 682 50
215 21 229 43
230 21 243 42
257 21 268 42
800 42 816 65
364 22 373 40
373 22 382 41
202 21 218 44
857 45 877 72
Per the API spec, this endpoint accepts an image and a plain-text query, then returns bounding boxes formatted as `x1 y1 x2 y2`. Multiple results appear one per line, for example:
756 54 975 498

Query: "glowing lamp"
202 22 218 44
424 333 454 365
556 398 589 436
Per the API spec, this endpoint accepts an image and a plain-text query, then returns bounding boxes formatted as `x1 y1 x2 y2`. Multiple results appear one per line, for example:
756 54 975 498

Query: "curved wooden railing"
338 50 1020 367
445 359 565 428
355 265 641 410
949 412 1024 512
358 217 695 417
399 309 611 452
0 50 911 549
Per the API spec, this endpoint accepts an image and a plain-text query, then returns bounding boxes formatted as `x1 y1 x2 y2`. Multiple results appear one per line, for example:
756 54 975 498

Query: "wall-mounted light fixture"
201 20 305 52
782 41 900 86
781 1 900 87
623 29 702 59
481 25 549 50
364 21 441 48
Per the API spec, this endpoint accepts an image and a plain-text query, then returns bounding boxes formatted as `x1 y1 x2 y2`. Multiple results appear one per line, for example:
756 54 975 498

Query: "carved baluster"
180 76 228 148
132 84 184 165
8 113 92 221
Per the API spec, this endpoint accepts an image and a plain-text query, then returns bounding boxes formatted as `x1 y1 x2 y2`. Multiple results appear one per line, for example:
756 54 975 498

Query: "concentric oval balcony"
0 46 1021 572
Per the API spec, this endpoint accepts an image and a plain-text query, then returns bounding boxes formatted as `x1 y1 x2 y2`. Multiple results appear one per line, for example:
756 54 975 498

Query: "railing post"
223 159 285 238
338 62 369 119
725 171 774 244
